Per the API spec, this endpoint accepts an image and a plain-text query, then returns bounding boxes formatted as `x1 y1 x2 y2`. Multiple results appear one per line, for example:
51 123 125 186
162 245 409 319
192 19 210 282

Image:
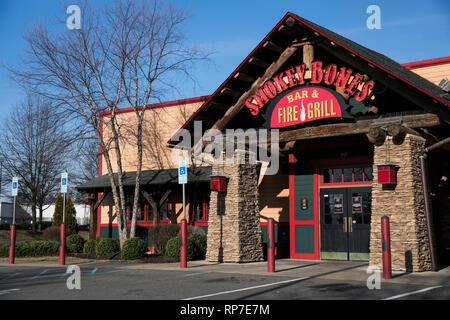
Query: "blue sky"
0 0 449 118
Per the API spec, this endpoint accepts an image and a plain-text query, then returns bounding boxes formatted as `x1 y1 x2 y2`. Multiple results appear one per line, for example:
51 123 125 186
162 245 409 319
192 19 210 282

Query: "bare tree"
9 0 208 246
0 95 74 232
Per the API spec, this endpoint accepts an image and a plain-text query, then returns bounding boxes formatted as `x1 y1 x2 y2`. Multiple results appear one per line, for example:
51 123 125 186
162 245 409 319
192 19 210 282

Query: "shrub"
40 221 53 230
164 235 195 261
42 225 77 241
42 226 61 241
52 194 78 234
0 223 10 230
96 238 120 257
121 238 147 260
0 243 9 257
149 224 180 255
83 240 97 254
189 233 207 260
16 223 31 230
66 234 85 253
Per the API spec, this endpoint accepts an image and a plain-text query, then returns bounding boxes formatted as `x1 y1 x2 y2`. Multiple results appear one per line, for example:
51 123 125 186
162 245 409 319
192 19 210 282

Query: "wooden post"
303 44 314 70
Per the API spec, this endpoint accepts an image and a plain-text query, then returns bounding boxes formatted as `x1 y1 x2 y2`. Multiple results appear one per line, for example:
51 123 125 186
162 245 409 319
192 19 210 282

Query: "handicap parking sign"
11 177 18 197
61 172 68 193
178 160 187 184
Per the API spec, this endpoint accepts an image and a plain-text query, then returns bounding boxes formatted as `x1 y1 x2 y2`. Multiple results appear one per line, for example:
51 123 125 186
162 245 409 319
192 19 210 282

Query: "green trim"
321 251 370 261
321 251 348 260
349 252 370 261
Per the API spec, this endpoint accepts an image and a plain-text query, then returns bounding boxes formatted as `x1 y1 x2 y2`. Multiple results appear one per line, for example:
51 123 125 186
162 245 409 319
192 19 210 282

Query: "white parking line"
0 272 20 283
0 288 20 295
183 277 309 300
382 285 443 300
31 269 49 280
182 271 212 277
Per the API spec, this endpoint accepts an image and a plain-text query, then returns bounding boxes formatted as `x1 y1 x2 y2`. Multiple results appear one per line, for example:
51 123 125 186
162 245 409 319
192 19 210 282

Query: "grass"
0 230 90 243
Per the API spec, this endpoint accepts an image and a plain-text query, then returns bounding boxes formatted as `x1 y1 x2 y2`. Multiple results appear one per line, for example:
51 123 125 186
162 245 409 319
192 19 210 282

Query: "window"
322 166 373 184
125 194 146 221
190 193 209 224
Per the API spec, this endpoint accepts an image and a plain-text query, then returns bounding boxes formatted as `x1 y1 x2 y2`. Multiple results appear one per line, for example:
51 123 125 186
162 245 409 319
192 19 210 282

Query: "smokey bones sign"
244 61 374 128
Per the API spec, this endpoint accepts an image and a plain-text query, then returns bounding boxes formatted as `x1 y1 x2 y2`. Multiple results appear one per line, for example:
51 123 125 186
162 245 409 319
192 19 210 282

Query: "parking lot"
1 259 449 302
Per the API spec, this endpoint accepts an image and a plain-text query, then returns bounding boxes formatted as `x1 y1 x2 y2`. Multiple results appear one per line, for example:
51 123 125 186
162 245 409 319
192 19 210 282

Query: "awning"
77 166 212 193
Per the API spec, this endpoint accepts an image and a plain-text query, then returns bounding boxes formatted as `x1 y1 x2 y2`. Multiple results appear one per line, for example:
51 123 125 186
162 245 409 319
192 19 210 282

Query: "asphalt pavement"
0 258 449 301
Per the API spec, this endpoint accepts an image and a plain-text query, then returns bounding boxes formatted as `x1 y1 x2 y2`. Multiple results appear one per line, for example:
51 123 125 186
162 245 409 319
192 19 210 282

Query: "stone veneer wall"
206 151 264 263
369 134 432 271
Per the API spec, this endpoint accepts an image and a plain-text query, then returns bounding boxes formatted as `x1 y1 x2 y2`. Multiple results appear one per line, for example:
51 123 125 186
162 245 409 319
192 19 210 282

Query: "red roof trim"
402 56 450 70
100 95 210 116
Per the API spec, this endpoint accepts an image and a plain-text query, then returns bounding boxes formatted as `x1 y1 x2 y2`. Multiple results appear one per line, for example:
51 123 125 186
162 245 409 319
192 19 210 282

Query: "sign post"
178 159 187 268
59 171 68 266
9 177 18 264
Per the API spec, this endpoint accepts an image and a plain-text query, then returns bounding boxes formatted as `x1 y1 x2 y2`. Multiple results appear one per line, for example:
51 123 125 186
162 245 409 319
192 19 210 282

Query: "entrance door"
320 187 371 261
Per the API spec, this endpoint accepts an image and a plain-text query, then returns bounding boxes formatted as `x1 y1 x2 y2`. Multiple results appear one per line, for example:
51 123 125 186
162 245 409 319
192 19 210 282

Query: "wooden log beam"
303 44 314 70
278 113 440 143
386 124 421 138
211 45 299 132
248 57 270 68
234 72 255 83
277 25 298 39
263 41 283 53
220 87 242 98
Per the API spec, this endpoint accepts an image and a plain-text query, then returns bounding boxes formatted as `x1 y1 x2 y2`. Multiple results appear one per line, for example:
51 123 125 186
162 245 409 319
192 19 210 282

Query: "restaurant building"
78 12 450 272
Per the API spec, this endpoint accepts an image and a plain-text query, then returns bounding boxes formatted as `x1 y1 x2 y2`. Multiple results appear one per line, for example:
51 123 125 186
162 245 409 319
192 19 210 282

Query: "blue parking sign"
178 160 187 184
11 177 18 197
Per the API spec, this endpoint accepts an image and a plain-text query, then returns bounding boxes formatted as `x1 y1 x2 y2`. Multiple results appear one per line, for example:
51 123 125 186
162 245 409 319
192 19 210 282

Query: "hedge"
0 241 59 257
66 234 85 253
121 238 147 260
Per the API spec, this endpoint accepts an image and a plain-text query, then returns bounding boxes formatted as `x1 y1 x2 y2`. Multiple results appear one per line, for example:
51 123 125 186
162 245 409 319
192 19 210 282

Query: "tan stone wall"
369 134 431 271
206 151 264 263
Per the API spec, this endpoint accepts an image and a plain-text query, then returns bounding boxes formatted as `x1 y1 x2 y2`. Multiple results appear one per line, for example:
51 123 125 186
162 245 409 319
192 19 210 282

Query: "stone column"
369 134 432 272
206 150 264 263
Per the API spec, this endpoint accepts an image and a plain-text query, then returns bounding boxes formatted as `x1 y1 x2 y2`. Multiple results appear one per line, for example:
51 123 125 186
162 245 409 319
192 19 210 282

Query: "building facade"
78 13 450 272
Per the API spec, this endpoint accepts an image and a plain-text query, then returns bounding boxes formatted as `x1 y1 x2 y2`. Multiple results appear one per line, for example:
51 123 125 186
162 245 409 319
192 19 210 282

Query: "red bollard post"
9 225 16 264
267 218 275 273
381 216 392 279
180 219 187 268
59 223 66 266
